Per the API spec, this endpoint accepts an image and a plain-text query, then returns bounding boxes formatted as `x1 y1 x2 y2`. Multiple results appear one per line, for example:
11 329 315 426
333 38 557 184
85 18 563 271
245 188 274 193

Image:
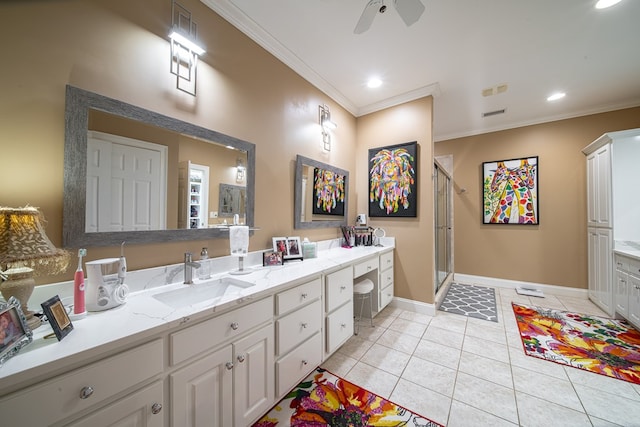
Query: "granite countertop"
0 240 394 394
614 241 640 261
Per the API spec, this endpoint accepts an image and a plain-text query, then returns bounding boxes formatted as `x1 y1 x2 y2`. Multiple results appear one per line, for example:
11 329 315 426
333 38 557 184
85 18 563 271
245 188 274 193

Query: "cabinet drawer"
381 266 394 289
629 258 640 277
0 339 163 426
170 296 273 365
354 257 378 278
615 256 629 272
380 282 394 309
275 277 321 316
325 267 353 313
380 251 393 271
276 332 322 397
326 302 353 354
276 299 322 356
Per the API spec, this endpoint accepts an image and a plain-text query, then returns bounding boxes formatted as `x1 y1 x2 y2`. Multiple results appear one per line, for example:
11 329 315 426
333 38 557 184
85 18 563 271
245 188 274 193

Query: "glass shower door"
434 162 452 294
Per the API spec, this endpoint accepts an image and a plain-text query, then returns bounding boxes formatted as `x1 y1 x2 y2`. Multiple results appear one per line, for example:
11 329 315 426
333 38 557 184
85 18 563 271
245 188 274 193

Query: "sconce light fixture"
236 158 246 183
170 1 206 96
319 104 337 151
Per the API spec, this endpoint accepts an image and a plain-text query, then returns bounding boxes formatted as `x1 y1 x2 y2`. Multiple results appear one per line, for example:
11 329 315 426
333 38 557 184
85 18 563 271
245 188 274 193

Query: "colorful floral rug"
512 303 640 385
253 367 443 426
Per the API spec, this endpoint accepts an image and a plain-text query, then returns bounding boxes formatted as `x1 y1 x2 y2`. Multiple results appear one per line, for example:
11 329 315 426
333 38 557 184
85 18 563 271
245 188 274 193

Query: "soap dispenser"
198 247 211 280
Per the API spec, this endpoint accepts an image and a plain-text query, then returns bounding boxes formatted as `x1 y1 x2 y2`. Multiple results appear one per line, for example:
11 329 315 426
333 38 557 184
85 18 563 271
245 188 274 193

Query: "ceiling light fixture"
367 77 382 88
547 92 566 102
319 104 337 151
595 0 622 9
169 1 206 96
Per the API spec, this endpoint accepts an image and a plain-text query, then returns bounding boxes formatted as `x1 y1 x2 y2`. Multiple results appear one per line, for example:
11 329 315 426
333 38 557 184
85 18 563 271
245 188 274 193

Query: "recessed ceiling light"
595 0 622 9
367 77 382 88
547 92 566 102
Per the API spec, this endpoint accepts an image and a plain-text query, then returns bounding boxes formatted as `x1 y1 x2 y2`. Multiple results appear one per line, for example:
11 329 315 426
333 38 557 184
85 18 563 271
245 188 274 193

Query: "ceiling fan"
354 0 426 34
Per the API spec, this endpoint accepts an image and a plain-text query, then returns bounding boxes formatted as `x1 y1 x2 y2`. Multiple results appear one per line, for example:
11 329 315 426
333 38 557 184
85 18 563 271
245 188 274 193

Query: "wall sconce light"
236 158 246 183
319 104 337 151
170 1 206 96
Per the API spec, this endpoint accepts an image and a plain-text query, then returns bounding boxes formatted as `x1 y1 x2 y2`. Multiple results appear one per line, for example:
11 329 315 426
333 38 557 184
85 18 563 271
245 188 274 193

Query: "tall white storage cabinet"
178 161 210 229
583 139 613 316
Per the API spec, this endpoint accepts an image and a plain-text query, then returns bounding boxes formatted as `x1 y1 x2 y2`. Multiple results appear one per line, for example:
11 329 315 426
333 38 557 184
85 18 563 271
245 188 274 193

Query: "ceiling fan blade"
393 0 425 27
354 0 383 34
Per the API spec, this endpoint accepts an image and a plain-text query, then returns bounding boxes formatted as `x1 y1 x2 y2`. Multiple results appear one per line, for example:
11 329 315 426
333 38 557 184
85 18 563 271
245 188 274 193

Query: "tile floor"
322 285 640 427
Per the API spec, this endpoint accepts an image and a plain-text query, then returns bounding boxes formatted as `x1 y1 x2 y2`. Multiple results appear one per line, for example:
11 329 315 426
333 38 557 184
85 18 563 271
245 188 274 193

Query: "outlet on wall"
210 211 218 218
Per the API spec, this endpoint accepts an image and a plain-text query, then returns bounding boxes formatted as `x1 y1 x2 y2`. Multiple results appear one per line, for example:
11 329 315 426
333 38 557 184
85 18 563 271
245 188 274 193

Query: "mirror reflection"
64 85 255 247
294 155 349 229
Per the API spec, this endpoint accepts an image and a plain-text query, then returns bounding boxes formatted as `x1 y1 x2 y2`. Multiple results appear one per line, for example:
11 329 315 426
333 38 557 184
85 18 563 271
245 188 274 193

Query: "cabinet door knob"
230 322 239 330
301 293 308 299
226 361 234 370
151 403 163 415
341 323 346 328
237 354 246 363
302 360 308 366
340 285 346 290
79 386 94 400
301 322 308 329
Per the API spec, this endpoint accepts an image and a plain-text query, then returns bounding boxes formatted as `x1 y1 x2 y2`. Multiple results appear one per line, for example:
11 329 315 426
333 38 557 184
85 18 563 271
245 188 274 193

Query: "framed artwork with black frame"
41 295 74 341
368 141 418 217
482 156 539 225
0 296 33 366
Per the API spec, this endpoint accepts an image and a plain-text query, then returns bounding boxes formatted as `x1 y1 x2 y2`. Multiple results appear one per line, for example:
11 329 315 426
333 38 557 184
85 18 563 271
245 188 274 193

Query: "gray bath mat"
439 283 498 322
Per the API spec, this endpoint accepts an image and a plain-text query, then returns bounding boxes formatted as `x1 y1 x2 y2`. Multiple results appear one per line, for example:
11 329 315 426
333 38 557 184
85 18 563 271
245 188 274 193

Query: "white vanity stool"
353 278 374 335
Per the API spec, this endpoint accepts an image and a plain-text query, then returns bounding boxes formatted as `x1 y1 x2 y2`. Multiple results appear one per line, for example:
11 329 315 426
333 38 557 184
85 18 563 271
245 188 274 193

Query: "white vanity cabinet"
274 277 323 398
615 253 640 329
379 250 394 311
0 339 165 427
324 267 354 356
168 296 274 427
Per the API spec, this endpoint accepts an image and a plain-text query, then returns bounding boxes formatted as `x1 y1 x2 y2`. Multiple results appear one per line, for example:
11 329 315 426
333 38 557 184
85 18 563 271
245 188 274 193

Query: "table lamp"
0 206 70 330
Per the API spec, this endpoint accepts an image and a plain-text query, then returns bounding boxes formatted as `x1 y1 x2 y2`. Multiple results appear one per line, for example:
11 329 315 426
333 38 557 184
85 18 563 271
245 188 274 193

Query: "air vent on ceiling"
481 83 509 97
482 108 506 118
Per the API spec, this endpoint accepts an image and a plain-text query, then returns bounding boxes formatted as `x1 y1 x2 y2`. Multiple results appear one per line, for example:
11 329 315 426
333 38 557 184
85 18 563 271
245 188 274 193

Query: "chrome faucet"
183 252 201 284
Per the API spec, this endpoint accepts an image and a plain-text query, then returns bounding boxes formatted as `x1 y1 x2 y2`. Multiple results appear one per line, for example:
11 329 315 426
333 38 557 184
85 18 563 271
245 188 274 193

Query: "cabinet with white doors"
379 249 395 311
0 339 165 427
588 227 614 316
274 277 323 399
585 143 612 228
324 266 354 357
178 161 210 229
168 296 274 427
614 253 640 329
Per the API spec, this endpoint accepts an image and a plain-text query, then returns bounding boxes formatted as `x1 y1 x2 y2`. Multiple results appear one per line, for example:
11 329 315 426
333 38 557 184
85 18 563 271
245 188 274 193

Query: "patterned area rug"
253 367 443 426
438 282 498 322
513 303 640 385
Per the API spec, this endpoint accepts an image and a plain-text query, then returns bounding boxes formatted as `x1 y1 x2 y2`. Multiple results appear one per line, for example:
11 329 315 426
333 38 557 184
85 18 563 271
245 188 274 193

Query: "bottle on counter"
198 247 211 280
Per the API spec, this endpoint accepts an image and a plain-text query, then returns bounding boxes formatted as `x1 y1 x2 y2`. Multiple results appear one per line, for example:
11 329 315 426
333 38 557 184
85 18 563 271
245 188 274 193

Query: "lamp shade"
0 206 69 276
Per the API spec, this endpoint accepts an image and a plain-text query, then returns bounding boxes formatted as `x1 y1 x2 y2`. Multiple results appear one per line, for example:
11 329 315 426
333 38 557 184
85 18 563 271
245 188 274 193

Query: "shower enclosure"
434 160 452 295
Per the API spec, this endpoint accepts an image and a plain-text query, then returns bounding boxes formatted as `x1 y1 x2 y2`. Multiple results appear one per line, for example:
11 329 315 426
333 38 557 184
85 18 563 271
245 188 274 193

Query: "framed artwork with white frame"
272 236 303 261
0 297 33 366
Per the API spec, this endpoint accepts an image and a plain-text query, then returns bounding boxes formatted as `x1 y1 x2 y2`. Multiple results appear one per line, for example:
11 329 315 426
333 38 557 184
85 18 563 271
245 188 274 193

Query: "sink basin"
152 277 255 308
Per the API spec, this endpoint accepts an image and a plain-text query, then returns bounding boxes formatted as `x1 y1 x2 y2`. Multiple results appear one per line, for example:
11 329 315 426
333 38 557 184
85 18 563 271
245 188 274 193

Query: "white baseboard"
453 273 589 299
389 296 437 316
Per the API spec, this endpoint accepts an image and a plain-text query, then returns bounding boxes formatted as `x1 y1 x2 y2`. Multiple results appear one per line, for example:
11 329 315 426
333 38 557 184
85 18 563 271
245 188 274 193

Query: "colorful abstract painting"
312 167 345 216
483 156 538 224
253 367 443 426
368 141 418 217
513 303 640 385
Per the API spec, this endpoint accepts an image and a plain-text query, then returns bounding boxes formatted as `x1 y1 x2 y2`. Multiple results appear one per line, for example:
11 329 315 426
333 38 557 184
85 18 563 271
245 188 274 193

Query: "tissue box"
302 241 317 259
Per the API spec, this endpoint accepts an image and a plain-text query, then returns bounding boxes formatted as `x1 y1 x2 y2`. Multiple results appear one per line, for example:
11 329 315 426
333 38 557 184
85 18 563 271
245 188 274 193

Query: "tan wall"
356 98 435 304
0 0 359 283
435 108 640 288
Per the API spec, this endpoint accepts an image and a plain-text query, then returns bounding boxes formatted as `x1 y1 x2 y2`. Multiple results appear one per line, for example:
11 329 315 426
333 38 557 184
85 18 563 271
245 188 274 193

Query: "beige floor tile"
573 383 640 426
360 342 410 376
353 323 385 342
458 351 513 388
398 310 433 325
515 391 591 427
464 322 507 345
563 366 640 401
321 352 357 378
336 335 374 359
429 312 468 334
462 334 510 363
507 346 568 380
413 338 462 370
423 325 465 349
512 366 583 411
453 371 518 423
376 328 420 354
387 317 428 338
343 361 398 399
401 355 458 397
390 378 451 426
447 400 518 427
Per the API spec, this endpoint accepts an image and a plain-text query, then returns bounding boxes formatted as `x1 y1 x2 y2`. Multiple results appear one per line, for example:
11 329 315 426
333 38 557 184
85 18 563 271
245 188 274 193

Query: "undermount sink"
153 277 255 308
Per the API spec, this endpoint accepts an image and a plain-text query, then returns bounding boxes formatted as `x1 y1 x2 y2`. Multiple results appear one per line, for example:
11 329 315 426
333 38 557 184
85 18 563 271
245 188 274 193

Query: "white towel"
229 225 249 257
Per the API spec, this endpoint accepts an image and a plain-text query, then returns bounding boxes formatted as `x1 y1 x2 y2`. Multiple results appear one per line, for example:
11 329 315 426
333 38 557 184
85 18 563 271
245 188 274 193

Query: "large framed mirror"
294 155 349 229
63 85 255 247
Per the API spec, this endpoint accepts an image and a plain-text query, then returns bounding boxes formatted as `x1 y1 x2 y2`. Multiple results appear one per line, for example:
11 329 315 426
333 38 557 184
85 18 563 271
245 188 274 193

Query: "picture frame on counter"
272 236 303 261
263 250 284 266
0 297 33 367
41 295 74 341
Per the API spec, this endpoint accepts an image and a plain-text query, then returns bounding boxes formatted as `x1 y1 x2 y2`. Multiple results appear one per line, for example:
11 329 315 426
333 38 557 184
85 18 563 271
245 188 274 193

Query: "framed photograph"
312 166 346 216
0 297 33 367
272 236 304 261
482 156 538 225
41 295 74 341
368 141 418 217
263 250 284 266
